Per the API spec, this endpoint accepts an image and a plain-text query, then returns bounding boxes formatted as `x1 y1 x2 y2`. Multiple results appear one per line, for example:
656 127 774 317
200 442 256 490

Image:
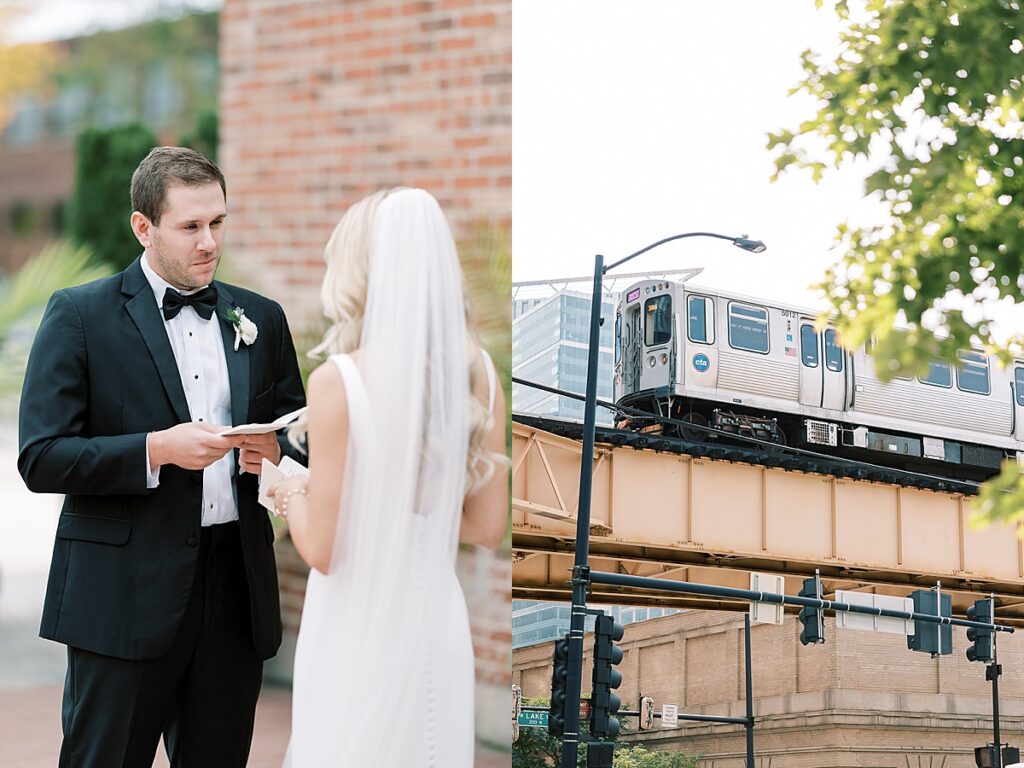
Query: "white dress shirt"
141 254 238 526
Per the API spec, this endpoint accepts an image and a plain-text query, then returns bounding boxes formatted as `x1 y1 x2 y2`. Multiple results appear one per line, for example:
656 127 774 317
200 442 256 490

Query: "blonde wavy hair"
289 188 506 495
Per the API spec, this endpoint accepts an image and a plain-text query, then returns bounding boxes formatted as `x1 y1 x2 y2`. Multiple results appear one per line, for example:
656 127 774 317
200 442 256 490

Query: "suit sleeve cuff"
145 434 161 489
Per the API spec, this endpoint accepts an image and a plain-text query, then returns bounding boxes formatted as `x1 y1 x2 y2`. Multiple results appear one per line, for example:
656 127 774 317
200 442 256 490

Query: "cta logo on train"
614 279 1023 480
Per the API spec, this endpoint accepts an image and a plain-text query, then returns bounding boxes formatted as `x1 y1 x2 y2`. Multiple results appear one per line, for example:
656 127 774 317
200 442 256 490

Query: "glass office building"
512 290 616 424
512 600 678 649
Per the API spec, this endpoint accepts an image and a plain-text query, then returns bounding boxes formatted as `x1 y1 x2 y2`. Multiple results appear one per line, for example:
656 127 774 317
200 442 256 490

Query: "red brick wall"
220 0 512 738
219 0 512 323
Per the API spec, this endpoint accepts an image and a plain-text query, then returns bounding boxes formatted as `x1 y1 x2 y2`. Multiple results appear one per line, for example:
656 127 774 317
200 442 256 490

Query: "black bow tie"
162 286 218 321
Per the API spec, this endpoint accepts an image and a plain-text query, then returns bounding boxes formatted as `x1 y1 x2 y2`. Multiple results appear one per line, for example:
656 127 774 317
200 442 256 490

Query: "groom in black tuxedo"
18 146 306 767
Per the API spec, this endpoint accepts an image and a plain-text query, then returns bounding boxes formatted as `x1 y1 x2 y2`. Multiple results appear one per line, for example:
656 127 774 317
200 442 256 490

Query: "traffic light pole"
587 571 1016 635
559 254 605 768
744 615 755 768
991 611 1002 768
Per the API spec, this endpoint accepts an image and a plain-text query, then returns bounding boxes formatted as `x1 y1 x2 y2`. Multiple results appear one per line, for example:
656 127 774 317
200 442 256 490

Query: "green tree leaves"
67 122 156 272
772 0 1024 517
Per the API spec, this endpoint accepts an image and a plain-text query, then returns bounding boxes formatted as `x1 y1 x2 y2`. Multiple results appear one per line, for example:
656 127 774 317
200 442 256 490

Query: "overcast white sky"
513 0 886 310
3 0 220 43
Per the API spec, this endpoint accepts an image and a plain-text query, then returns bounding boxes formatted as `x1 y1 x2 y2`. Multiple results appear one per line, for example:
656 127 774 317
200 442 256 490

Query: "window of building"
956 351 990 395
921 361 952 388
800 324 818 367
728 303 769 354
687 295 714 344
1017 367 1024 407
824 329 843 372
644 294 672 346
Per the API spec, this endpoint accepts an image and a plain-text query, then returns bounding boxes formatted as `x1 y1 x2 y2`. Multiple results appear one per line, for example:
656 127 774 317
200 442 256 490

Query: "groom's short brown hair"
131 146 226 225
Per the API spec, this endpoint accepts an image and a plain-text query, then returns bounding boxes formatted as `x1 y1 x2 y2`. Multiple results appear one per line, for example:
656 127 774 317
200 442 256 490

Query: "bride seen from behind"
269 188 509 767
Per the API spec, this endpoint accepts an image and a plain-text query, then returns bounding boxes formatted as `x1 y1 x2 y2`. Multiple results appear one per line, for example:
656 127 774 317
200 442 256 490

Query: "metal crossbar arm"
588 571 1015 634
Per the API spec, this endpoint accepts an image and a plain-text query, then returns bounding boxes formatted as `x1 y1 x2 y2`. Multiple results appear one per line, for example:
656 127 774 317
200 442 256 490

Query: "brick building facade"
219 0 512 746
219 0 512 322
514 610 1024 766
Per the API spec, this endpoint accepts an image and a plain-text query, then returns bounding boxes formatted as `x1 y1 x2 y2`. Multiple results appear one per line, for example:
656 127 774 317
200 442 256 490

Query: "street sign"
518 709 549 728
661 703 678 728
835 590 913 635
749 572 785 625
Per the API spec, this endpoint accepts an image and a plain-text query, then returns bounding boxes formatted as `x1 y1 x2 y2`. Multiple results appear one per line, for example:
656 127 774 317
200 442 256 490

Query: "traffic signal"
587 742 615 768
907 589 952 655
590 614 624 739
966 599 993 664
548 634 570 737
798 577 825 645
638 695 655 730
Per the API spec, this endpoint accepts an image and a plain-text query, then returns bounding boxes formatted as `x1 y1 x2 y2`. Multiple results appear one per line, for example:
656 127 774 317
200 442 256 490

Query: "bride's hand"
268 475 309 519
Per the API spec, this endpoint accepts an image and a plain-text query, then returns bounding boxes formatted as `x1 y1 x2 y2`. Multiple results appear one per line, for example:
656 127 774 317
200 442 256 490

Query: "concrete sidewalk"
3 684 511 768
0 425 510 767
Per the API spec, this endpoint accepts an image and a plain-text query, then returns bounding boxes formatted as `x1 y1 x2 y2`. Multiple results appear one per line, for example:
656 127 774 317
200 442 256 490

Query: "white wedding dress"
283 188 494 767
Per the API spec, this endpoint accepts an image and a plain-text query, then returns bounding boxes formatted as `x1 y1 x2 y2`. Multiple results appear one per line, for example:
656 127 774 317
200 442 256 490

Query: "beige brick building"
514 609 1024 767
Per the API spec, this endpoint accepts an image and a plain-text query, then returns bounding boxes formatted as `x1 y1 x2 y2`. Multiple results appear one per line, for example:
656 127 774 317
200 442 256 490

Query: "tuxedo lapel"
215 284 250 428
122 260 192 424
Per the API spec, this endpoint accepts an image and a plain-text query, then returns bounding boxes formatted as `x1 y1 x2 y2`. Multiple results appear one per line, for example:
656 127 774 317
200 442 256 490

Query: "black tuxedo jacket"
17 258 306 661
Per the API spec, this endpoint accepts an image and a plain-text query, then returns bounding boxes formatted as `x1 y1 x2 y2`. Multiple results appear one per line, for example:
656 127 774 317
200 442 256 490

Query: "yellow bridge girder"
511 422 1024 623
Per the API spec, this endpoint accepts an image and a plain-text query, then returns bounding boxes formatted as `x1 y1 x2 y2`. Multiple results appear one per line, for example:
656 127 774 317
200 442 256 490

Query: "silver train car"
614 279 1024 478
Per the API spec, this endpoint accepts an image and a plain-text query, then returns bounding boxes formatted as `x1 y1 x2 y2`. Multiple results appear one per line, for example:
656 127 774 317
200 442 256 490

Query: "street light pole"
560 232 766 768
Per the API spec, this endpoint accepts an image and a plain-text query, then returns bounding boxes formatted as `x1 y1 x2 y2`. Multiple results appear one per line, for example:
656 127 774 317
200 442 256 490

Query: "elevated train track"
512 414 1024 625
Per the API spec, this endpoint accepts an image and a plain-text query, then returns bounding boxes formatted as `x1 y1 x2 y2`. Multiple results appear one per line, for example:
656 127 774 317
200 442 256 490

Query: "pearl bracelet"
276 487 308 519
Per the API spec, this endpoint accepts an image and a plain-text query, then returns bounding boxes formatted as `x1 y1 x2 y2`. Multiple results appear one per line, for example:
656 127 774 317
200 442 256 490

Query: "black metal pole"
588 570 1015 634
744 614 755 767
560 254 605 768
992 612 1002 768
993 664 1002 768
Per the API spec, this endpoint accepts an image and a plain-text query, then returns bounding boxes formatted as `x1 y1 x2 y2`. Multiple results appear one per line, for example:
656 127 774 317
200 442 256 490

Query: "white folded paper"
258 455 309 512
219 406 308 436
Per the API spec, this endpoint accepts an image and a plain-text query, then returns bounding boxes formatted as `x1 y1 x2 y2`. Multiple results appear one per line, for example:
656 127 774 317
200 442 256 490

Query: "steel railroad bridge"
512 414 1024 625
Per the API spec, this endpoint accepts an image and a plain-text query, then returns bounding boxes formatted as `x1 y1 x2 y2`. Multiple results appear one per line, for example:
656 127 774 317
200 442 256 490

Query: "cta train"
613 279 1023 479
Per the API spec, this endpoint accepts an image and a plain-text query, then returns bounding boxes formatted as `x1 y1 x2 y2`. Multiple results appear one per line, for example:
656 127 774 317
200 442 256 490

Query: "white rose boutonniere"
226 306 258 351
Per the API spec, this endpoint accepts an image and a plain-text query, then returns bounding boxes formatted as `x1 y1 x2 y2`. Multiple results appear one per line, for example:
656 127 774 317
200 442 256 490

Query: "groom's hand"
238 432 281 476
148 422 244 471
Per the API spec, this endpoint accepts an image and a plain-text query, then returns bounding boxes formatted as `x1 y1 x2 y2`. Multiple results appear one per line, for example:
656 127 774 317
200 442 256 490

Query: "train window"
824 329 843 372
921 361 952 388
800 324 818 367
687 295 714 344
727 303 769 354
1016 367 1024 406
644 295 672 346
956 351 990 395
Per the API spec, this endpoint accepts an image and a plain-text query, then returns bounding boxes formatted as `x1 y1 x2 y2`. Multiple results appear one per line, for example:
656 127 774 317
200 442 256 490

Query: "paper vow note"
219 406 308 436
258 455 309 512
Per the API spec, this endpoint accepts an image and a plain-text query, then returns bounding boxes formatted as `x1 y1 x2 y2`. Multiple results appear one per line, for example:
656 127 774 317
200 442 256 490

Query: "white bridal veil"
285 189 472 766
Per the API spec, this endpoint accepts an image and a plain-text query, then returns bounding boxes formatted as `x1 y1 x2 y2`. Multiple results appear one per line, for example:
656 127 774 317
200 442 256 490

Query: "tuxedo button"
187 533 199 547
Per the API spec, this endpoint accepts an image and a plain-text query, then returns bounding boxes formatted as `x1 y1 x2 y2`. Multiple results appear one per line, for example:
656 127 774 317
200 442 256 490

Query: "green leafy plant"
0 239 112 403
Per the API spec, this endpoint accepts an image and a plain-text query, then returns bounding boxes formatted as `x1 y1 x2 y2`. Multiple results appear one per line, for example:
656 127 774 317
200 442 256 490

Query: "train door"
797 320 822 408
821 328 847 411
1014 365 1024 442
622 300 643 395
681 293 717 389
797 322 846 411
637 291 674 392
